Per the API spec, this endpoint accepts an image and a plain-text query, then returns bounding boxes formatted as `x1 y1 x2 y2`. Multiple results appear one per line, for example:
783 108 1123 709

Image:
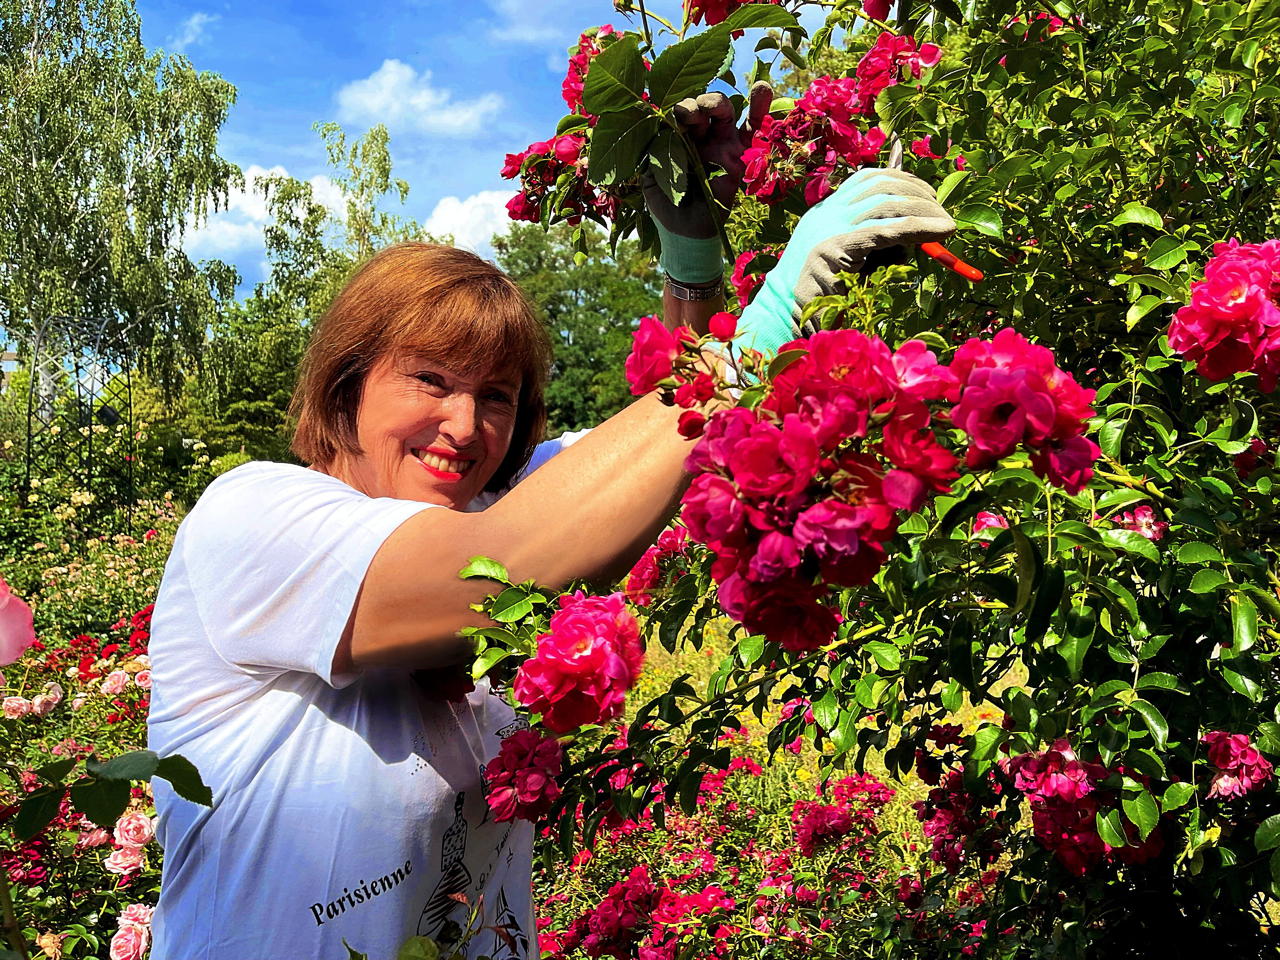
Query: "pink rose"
75 827 111 850
625 316 695 396
119 903 154 925
30 694 56 717
0 577 35 666
708 311 739 342
1204 731 1274 799
484 729 564 823
972 511 1009 537
114 812 155 848
101 670 129 696
1116 505 1168 542
864 0 891 19
103 845 145 876
133 670 152 690
109 922 150 960
70 697 87 712
2 696 32 719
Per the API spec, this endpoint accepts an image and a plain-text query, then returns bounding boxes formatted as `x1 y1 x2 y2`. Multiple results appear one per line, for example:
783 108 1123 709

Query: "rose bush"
490 0 1280 956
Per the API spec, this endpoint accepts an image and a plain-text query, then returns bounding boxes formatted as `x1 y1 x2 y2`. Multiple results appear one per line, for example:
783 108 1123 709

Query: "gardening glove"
738 167 958 358
641 82 774 284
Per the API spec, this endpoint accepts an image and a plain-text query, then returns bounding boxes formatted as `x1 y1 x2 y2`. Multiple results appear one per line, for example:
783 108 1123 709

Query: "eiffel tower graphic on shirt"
488 887 528 959
417 792 473 939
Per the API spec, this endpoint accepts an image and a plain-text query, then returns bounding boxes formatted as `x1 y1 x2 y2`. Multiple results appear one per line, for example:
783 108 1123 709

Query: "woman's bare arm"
338 339 723 672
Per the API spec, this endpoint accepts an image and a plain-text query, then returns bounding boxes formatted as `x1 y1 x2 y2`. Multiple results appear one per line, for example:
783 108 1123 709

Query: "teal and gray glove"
642 84 773 285
738 167 957 357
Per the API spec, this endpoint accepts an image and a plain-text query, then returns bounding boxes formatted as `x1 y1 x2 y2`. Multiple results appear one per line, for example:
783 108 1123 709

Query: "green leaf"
737 633 765 668
1122 788 1160 841
12 787 64 841
1058 605 1096 681
972 724 1005 760
1009 525 1040 614
154 755 213 806
1097 488 1151 512
1258 721 1280 756
941 679 963 714
344 940 369 960
648 128 690 207
1144 234 1189 270
1113 203 1162 229
864 641 901 672
581 36 647 115
587 108 661 187
489 587 536 623
1136 672 1182 692
1257 814 1280 851
1177 542 1224 564
812 691 839 731
715 4 801 31
87 749 160 781
397 936 441 960
1101 528 1161 563
1222 663 1263 702
1130 698 1168 749
954 203 1003 238
1188 569 1229 593
767 348 807 378
1126 294 1164 330
471 646 512 680
1096 808 1128 848
934 168 971 206
648 30 731 107
1162 781 1195 812
555 114 590 135
1231 594 1258 651
35 757 76 785
458 556 510 583
70 779 131 829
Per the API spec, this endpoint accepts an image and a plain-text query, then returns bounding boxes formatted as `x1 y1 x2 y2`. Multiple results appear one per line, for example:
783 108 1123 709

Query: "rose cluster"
502 132 618 226
913 768 1007 873
1008 740 1162 876
484 728 564 823
1168 238 1280 390
625 526 690 606
562 25 618 117
644 322 1100 651
513 591 644 735
1203 730 1274 799
742 32 944 205
950 328 1101 494
109 903 154 960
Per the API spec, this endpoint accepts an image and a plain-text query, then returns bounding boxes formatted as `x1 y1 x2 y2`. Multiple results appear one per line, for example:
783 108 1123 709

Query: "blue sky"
136 0 695 288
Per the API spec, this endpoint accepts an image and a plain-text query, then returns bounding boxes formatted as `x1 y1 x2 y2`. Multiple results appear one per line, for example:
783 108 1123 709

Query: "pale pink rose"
133 655 150 669
101 670 129 696
0 576 35 666
70 697 87 712
103 845 145 876
133 670 151 690
30 694 56 717
109 921 149 960
119 903 153 925
113 812 155 848
44 681 64 703
3 696 32 719
75 827 112 849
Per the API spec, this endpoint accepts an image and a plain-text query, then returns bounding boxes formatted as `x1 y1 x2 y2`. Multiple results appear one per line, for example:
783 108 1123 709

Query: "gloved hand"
641 83 773 284
738 167 957 358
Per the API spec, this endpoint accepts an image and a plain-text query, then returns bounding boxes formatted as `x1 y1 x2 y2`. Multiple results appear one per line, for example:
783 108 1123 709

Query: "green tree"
182 123 427 462
0 0 240 384
494 223 661 436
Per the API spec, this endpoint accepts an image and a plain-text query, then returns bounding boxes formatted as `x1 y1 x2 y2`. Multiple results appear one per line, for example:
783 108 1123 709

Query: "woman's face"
336 353 521 509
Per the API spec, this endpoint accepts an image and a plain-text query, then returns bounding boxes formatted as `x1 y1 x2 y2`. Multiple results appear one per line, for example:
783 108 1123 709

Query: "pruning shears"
887 135 984 284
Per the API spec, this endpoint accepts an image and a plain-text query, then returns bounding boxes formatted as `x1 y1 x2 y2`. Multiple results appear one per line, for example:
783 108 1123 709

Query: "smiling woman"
290 243 552 507
143 241 725 960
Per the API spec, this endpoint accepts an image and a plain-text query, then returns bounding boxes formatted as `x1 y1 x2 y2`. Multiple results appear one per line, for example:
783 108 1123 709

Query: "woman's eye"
485 390 514 405
415 372 445 388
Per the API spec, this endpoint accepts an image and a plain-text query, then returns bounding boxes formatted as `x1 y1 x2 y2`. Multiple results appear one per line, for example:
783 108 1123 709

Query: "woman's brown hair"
290 242 551 493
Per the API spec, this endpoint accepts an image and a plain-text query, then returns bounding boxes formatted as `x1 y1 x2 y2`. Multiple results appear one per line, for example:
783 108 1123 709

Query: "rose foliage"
482 0 1280 956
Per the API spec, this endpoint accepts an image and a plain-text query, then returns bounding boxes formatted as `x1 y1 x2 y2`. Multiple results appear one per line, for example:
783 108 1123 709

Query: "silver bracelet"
665 275 724 302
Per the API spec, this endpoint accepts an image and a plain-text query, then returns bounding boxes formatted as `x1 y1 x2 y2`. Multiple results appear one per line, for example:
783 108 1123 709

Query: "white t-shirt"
148 432 587 960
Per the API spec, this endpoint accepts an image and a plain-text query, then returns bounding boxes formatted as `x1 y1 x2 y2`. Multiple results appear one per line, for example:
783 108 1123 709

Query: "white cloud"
184 164 346 265
336 61 502 138
423 190 515 257
168 12 218 53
